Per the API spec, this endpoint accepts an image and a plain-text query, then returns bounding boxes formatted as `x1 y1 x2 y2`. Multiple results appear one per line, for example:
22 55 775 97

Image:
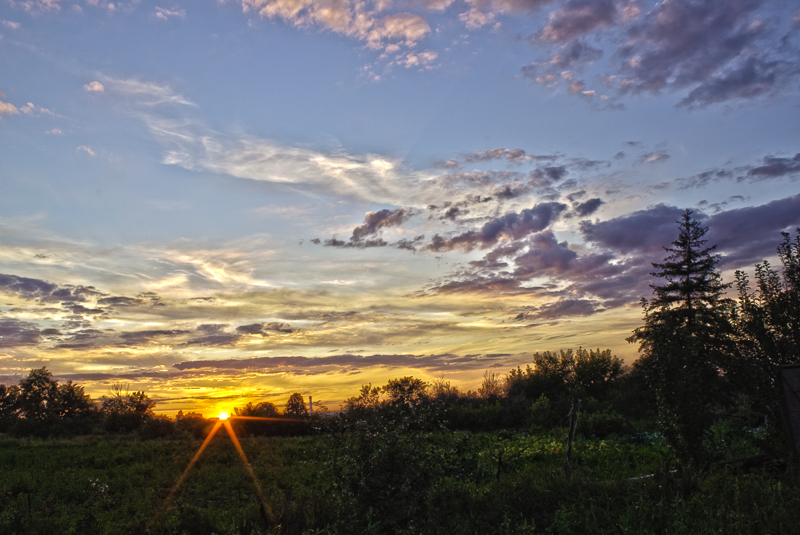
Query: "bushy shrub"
578 408 631 439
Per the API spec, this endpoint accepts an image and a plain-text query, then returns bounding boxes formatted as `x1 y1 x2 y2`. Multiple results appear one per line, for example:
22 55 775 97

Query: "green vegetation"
1 218 799 534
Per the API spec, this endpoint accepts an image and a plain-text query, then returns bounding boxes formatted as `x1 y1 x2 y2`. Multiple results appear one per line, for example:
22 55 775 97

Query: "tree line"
0 368 321 438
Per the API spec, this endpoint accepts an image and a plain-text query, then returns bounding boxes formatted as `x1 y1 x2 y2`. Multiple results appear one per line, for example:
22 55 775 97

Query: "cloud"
425 202 567 252
154 6 185 20
707 192 800 265
93 75 435 204
513 298 600 321
0 319 41 347
84 81 105 92
463 148 529 163
520 0 799 107
579 203 685 253
235 322 296 336
459 7 496 30
2 20 21 29
616 0 794 107
572 197 603 217
322 207 420 249
76 145 96 157
173 351 512 374
537 0 616 43
747 152 800 179
8 0 61 12
529 165 567 184
579 194 800 269
240 0 431 53
116 330 189 347
19 102 55 116
641 151 670 164
545 39 603 69
0 273 101 303
0 100 19 116
351 207 414 241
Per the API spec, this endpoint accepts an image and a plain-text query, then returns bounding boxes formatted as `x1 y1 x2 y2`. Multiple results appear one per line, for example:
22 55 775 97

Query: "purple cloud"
426 202 567 252
538 0 617 43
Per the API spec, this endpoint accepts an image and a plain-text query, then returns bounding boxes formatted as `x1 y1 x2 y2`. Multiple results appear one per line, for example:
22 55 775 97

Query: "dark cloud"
395 235 426 251
572 197 604 217
324 237 388 248
183 324 242 347
65 304 108 319
463 148 529 163
678 56 793 108
579 203 685 253
490 0 557 12
56 329 106 349
512 231 620 281
617 0 793 106
0 273 103 303
173 351 513 374
118 329 190 347
707 192 800 265
521 0 798 107
678 152 800 189
425 202 567 252
439 169 526 188
580 194 800 268
566 190 586 202
322 208 413 249
236 323 271 336
529 166 568 184
492 183 531 199
538 0 617 43
97 296 146 307
513 298 600 321
546 39 603 68
747 152 800 179
0 319 41 347
678 168 736 189
351 208 414 241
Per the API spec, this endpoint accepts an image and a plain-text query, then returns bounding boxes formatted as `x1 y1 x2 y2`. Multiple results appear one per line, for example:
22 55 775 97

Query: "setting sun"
218 411 229 420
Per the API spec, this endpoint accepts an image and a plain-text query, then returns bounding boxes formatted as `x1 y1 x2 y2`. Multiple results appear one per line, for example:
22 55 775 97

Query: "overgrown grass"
0 424 796 535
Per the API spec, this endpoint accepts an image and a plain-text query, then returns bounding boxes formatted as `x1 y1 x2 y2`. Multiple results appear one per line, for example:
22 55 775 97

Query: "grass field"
1 420 798 535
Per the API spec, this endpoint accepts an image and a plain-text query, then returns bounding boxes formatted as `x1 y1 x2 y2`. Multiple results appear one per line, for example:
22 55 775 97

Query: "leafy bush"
578 408 631 439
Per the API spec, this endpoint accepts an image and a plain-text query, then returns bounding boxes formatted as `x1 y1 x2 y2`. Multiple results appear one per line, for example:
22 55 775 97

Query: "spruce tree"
628 210 733 465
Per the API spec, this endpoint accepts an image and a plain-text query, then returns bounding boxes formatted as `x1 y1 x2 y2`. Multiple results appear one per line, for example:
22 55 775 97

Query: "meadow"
1 416 797 535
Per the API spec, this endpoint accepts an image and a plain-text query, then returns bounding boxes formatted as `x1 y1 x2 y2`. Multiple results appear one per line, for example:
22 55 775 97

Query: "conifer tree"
628 210 734 465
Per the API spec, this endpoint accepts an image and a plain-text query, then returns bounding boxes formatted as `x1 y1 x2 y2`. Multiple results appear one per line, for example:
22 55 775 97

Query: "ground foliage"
0 418 796 535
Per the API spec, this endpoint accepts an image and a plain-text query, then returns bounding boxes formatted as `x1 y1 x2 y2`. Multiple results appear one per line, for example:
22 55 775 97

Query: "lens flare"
149 413 308 530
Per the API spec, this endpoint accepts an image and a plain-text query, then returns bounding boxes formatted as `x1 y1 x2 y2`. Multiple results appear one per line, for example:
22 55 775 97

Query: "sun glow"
218 411 229 420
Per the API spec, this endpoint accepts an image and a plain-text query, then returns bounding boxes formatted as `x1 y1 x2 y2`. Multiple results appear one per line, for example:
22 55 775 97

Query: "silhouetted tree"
478 370 503 399
344 384 382 413
505 350 576 401
235 401 280 418
284 393 309 417
571 348 626 399
56 380 94 419
732 228 800 440
628 210 734 465
18 367 59 422
101 384 156 433
381 377 428 408
0 384 19 431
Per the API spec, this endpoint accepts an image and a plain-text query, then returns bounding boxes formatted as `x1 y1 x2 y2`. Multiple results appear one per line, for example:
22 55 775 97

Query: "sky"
1 0 799 416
